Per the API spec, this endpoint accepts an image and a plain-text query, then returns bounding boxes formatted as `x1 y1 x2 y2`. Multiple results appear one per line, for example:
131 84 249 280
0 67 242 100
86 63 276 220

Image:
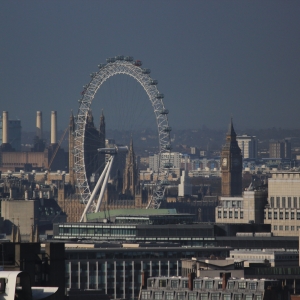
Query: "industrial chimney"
36 111 43 139
51 111 57 144
2 111 8 144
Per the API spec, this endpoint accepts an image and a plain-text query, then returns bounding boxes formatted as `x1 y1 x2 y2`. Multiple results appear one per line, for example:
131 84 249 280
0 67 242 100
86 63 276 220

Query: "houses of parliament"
62 110 150 222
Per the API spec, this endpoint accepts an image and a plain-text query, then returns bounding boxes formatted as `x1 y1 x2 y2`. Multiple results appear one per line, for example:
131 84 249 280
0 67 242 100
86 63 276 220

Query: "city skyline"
1 1 300 131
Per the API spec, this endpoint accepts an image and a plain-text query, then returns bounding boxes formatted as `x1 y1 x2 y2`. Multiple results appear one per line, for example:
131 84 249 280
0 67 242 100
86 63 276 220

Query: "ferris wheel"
74 55 172 211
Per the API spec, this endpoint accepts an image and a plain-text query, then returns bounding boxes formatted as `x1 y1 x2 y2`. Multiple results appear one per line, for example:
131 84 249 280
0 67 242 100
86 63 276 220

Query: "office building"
269 139 291 159
237 135 257 159
264 171 300 236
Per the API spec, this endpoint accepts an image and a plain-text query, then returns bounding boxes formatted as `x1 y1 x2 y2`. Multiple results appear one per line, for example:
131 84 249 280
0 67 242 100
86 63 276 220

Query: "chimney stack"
36 111 43 139
2 111 8 144
51 111 57 144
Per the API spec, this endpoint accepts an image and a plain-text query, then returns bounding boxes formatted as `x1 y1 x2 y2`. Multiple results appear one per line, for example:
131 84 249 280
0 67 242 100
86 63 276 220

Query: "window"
297 226 300 231
224 211 227 218
285 226 289 231
248 282 257 290
285 212 289 219
294 197 297 208
274 212 277 220
288 197 291 208
229 211 233 218
194 281 201 289
211 294 219 300
274 225 277 230
142 291 151 299
154 292 163 300
297 212 300 220
235 211 238 219
218 211 221 218
282 197 286 208
204 281 213 289
291 226 295 231
245 296 253 300
268 212 272 219
238 282 246 289
148 279 154 287
240 211 244 219
200 294 208 300
218 281 223 289
159 280 166 287
188 293 196 300
223 295 231 300
279 226 283 231
254 296 262 300
177 292 185 300
270 197 274 207
276 197 280 208
165 292 173 300
291 212 295 220
171 281 178 288
182 280 188 288
279 212 283 220
234 295 242 300
228 281 234 289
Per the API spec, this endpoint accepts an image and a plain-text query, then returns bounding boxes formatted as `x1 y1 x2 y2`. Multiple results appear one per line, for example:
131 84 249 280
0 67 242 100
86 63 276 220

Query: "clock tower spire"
221 118 242 197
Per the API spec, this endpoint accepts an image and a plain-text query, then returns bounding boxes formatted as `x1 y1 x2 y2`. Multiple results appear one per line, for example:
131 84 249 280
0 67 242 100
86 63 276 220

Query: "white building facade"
236 135 257 159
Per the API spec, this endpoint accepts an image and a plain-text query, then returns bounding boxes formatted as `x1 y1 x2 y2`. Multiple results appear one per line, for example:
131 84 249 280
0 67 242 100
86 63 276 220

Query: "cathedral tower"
123 138 137 197
221 119 242 197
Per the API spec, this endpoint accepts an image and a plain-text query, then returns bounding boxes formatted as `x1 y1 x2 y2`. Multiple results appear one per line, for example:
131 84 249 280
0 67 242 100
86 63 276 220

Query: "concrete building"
216 191 268 224
269 139 291 159
237 135 257 159
149 152 181 172
178 170 192 197
264 171 300 236
140 275 290 300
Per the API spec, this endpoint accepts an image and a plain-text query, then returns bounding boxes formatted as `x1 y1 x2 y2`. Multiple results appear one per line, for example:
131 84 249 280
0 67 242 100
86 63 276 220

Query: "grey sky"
1 1 300 132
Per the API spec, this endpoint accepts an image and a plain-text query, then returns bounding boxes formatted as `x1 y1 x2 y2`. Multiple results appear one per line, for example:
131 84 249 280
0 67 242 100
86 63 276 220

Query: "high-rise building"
220 119 242 197
269 139 291 159
236 135 257 159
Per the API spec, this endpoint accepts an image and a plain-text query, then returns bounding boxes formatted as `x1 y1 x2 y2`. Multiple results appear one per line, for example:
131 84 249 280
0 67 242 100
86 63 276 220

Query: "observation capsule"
160 109 169 115
142 68 151 74
134 60 142 66
156 93 164 99
163 126 172 132
115 55 124 61
124 56 134 61
164 144 172 150
106 57 116 63
164 162 173 168
149 79 158 85
98 64 106 68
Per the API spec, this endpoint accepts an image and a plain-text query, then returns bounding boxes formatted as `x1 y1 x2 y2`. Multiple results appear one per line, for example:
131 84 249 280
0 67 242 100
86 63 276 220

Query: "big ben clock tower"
221 119 242 197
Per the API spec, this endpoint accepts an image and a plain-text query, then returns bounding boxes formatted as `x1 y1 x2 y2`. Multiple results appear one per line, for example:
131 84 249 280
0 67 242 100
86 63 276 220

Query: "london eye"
74 55 172 214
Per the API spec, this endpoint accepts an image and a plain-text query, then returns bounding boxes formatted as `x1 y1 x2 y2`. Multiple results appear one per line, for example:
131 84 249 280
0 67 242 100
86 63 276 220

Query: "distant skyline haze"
1 1 300 131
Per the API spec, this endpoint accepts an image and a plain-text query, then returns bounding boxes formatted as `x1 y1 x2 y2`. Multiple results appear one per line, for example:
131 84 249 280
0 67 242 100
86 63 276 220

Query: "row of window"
142 291 262 300
218 211 243 219
273 225 300 231
269 196 300 209
265 211 300 220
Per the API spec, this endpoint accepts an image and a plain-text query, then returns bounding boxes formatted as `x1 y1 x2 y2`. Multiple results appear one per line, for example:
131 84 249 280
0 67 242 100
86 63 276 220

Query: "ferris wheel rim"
74 57 172 207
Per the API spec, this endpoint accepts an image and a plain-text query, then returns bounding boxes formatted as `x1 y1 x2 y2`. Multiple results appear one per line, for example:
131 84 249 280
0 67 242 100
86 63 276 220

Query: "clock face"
222 157 228 167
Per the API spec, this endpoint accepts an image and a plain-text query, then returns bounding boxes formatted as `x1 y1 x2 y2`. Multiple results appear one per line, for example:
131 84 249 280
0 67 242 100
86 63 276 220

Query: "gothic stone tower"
221 119 242 197
123 138 137 198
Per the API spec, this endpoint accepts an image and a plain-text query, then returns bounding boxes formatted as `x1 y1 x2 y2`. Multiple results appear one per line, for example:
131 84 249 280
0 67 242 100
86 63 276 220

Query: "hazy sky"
1 1 300 132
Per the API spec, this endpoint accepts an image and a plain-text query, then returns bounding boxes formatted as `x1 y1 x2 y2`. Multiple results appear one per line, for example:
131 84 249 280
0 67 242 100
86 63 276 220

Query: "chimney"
222 272 231 290
2 111 8 144
51 111 57 144
36 111 43 138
